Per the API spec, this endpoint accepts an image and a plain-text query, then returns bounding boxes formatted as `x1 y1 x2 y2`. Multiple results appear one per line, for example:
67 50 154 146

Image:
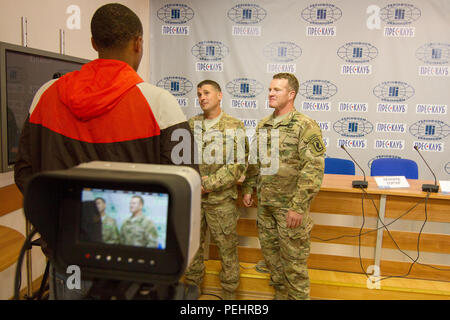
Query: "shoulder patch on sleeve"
303 127 325 156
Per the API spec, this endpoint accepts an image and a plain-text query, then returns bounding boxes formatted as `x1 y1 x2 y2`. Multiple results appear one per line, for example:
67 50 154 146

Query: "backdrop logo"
156 76 193 108
409 120 450 141
339 102 368 112
416 43 450 65
445 162 450 174
380 4 421 25
299 80 337 100
337 42 378 63
263 42 302 63
156 76 193 96
413 141 444 152
227 4 267 24
301 4 342 25
317 121 331 132
226 78 263 98
242 119 258 129
333 117 373 137
374 139 405 150
376 122 406 133
337 139 367 149
368 155 401 170
373 81 414 102
192 41 229 61
416 104 447 115
157 4 194 24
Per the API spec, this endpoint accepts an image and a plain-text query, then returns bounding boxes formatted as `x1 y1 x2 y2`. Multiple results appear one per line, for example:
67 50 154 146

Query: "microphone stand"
414 146 439 193
340 145 368 188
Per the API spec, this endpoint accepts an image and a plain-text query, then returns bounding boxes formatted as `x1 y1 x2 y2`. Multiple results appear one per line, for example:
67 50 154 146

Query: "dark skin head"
91 35 143 71
90 3 143 71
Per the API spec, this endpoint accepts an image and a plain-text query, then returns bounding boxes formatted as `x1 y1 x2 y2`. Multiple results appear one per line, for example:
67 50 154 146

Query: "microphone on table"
413 145 439 193
340 144 368 188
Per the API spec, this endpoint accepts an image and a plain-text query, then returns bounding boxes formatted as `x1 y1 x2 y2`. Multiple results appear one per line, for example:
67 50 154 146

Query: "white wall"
0 0 151 300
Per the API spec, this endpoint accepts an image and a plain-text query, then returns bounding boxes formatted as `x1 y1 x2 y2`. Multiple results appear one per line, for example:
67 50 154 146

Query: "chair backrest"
370 158 419 179
324 157 355 175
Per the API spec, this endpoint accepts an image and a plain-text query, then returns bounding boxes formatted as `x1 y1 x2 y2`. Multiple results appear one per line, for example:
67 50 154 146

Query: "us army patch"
308 134 325 155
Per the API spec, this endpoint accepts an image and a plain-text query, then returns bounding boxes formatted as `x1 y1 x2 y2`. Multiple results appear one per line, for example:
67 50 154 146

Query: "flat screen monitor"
0 41 89 172
80 188 169 250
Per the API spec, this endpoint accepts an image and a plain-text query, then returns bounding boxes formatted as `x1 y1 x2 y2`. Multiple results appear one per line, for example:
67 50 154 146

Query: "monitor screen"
5 49 85 166
80 188 169 250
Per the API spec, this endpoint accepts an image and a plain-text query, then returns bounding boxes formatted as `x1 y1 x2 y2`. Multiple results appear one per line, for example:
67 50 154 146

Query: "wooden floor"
195 260 450 300
15 260 450 300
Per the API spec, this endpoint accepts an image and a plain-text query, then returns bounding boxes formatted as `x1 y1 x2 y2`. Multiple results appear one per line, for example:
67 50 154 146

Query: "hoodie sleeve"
14 116 33 194
137 83 199 173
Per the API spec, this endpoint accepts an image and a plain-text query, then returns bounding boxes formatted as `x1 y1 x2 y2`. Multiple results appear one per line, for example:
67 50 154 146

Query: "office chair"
370 158 419 179
324 157 356 175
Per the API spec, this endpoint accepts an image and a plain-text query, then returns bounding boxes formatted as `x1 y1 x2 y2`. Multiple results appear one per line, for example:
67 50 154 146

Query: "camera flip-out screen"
24 161 201 285
80 188 169 250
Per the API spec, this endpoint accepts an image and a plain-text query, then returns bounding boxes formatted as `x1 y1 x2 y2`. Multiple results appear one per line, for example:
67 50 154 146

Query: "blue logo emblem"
337 42 378 63
226 78 263 98
380 4 421 25
409 120 450 141
156 77 193 96
373 81 415 102
333 117 373 138
191 41 229 61
157 4 194 24
227 4 267 24
299 80 337 100
416 43 450 65
445 162 450 174
263 42 302 62
301 4 342 25
368 155 401 170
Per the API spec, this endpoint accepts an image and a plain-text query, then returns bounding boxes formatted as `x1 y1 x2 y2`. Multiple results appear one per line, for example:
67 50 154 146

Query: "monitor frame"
0 41 89 172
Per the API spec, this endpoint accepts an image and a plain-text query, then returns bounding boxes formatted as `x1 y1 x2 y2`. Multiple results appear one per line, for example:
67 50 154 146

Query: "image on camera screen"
80 188 169 250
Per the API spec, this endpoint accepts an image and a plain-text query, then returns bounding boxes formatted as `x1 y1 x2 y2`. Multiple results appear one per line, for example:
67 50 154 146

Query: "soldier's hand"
201 185 211 194
201 176 212 194
243 194 253 207
286 210 303 229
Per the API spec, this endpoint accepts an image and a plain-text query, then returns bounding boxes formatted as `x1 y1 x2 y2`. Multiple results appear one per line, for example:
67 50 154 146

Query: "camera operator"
14 3 198 299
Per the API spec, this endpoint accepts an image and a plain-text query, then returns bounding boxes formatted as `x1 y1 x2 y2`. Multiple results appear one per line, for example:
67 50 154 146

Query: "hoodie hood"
57 59 143 121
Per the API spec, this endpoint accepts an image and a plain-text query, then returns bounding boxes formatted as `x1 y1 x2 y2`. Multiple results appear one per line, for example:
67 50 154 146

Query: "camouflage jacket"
119 214 158 248
243 110 325 216
102 215 120 244
189 111 248 204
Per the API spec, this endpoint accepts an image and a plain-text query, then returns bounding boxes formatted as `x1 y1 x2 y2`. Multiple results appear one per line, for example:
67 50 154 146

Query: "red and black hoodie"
14 59 198 193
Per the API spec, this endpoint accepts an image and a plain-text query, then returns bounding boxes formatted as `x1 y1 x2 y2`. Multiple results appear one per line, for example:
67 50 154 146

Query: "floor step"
198 260 450 300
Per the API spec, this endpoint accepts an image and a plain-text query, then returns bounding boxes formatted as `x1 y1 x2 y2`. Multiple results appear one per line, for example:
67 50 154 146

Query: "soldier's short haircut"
273 73 299 99
131 195 144 206
94 197 106 204
197 80 222 92
91 3 143 50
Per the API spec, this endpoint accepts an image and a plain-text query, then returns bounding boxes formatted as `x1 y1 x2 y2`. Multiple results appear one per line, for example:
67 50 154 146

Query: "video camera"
22 161 201 299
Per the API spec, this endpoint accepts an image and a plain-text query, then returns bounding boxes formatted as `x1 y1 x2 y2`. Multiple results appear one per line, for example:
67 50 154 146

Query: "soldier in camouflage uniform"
184 80 248 300
242 73 325 300
120 195 158 248
95 197 120 244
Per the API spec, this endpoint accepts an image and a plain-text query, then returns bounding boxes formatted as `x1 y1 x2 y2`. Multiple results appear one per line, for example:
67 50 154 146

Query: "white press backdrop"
149 0 450 182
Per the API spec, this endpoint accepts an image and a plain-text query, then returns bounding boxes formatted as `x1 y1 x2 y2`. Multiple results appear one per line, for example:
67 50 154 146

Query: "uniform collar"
197 110 227 131
265 109 297 128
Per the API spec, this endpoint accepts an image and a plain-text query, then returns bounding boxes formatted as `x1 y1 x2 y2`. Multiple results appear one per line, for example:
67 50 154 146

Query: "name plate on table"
439 180 450 194
374 176 410 189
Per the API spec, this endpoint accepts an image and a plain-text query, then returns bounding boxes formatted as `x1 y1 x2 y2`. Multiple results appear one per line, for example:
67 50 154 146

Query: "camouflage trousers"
184 198 240 292
257 205 312 300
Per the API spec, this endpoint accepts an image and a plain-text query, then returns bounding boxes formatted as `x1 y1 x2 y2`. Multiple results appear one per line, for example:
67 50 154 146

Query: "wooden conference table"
218 174 450 282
